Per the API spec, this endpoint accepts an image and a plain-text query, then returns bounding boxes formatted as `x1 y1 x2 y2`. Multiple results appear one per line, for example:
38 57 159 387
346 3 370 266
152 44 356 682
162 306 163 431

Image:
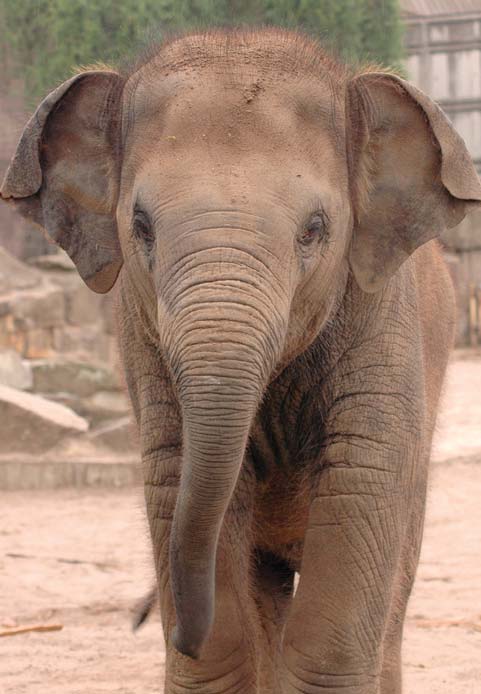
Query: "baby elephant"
2 29 479 694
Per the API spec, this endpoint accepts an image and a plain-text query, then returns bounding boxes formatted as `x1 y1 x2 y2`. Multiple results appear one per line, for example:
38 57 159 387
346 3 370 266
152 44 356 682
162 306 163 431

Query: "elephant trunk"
163 266 287 658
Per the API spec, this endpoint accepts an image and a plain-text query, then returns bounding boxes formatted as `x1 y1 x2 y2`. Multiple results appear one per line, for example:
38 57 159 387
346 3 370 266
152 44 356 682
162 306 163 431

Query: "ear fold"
347 71 481 293
0 70 123 293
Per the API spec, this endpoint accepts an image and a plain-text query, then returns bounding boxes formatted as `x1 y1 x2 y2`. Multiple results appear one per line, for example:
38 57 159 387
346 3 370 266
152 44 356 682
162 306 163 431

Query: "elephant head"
2 32 480 658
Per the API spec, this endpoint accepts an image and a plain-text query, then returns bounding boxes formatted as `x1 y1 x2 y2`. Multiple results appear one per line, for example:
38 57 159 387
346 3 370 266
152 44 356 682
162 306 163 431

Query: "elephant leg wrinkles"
253 550 296 693
279 394 426 694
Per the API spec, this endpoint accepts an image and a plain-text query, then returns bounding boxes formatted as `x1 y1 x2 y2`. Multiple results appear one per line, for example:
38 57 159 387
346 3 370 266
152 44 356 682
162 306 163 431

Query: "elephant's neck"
248 329 333 481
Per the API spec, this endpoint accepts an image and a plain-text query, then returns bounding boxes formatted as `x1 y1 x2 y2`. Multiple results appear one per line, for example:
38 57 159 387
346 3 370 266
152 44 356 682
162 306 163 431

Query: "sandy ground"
1 354 481 693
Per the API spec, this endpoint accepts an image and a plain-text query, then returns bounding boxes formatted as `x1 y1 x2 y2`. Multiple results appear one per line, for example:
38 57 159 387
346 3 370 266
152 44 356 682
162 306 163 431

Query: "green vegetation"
0 0 403 100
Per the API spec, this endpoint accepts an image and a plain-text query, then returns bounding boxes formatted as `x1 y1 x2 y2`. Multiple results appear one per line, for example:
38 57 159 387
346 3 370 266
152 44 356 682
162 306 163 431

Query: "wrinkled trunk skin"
170 377 256 659
159 250 289 659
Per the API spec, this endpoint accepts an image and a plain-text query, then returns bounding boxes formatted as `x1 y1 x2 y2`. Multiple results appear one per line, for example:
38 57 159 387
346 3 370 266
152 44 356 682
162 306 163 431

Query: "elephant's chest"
251 465 314 569
248 373 327 566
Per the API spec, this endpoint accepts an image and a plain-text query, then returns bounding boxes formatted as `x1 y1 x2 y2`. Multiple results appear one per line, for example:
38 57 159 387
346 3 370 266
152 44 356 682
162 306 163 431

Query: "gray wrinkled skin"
2 30 480 694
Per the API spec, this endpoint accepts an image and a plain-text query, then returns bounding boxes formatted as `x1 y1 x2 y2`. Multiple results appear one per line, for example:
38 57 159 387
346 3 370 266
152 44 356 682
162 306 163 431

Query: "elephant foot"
282 671 380 694
165 645 257 694
281 645 380 694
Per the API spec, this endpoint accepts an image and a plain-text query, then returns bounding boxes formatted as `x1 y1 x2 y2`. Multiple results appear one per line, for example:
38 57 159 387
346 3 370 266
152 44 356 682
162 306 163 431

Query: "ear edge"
0 70 124 294
350 71 481 207
348 71 481 293
0 70 122 201
83 257 123 294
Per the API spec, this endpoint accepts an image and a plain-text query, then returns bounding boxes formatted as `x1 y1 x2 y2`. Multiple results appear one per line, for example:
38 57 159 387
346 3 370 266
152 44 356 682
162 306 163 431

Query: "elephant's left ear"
347 71 481 292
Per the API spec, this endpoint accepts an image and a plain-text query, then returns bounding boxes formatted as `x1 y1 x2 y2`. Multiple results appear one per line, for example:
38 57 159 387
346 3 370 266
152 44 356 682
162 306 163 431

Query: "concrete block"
0 350 32 390
88 417 138 453
0 384 88 454
31 358 120 398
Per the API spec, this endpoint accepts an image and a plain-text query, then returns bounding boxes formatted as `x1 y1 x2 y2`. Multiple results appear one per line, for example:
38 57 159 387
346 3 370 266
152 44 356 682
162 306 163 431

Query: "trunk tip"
172 624 207 660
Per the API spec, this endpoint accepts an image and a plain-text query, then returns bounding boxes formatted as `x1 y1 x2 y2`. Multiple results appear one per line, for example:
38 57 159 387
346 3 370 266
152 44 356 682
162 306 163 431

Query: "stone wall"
0 247 116 362
402 2 481 173
0 246 138 486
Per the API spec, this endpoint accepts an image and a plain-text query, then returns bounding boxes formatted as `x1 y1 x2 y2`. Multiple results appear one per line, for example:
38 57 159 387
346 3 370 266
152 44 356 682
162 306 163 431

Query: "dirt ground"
2 354 481 693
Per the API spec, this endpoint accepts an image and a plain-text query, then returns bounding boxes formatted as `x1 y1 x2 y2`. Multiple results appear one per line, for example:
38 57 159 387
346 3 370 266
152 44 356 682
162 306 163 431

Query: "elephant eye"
133 206 155 253
298 212 328 247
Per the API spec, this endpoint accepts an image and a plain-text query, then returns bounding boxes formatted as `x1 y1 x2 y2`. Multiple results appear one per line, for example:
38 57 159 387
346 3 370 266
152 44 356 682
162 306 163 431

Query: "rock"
0 328 27 357
46 390 130 426
52 325 114 363
0 384 88 454
0 350 32 390
0 300 10 318
0 247 66 358
66 283 103 325
0 320 56 359
31 358 120 398
10 287 65 330
86 390 129 413
28 252 75 272
41 267 105 327
0 244 116 364
100 291 117 336
83 391 130 423
24 328 55 359
88 416 138 453
0 247 43 294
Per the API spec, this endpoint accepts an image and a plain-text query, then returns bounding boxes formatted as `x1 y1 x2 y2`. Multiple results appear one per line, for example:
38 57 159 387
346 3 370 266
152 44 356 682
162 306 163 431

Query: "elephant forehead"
122 68 345 162
132 159 342 221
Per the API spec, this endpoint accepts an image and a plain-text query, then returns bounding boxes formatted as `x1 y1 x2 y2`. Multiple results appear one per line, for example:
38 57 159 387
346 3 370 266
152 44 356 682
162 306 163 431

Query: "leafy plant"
0 0 403 101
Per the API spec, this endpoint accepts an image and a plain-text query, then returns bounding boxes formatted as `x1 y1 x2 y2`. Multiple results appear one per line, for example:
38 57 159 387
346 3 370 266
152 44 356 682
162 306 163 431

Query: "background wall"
401 0 481 344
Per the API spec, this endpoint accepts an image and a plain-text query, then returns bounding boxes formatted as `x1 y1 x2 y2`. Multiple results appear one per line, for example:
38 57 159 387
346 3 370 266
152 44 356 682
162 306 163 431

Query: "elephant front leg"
281 447 421 694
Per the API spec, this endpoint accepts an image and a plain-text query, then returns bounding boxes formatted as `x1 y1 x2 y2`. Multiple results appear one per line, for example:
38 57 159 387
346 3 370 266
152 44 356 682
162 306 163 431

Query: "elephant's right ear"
0 70 123 293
